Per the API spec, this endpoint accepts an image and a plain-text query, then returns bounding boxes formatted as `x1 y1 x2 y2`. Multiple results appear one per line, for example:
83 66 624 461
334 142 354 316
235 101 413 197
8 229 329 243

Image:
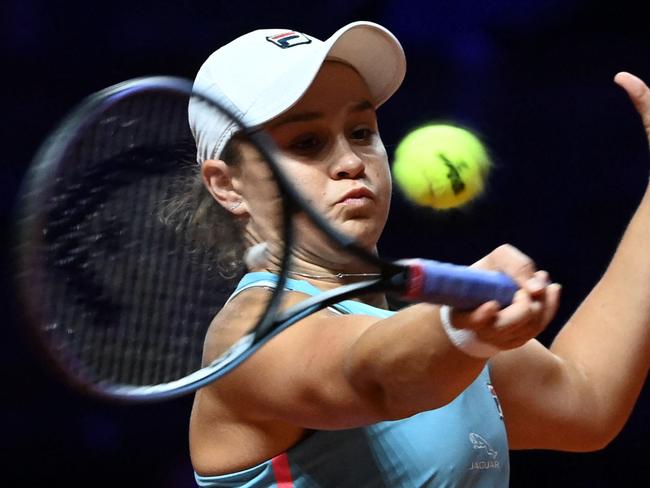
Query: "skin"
191 63 650 476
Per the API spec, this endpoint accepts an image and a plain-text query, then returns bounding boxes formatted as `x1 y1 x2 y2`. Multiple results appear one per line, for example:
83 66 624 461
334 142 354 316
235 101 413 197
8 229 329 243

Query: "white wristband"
439 305 500 359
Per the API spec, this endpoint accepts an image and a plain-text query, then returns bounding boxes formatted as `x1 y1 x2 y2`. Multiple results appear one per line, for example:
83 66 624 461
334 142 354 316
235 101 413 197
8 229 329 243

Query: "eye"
288 134 324 154
350 127 375 143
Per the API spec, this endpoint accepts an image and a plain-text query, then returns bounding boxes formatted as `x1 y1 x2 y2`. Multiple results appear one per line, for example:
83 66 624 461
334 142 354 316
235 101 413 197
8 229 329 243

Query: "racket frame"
14 76 419 402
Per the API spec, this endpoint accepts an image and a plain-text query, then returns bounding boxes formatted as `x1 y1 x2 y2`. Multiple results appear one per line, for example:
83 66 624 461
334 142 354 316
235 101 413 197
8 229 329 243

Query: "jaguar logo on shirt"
469 433 500 470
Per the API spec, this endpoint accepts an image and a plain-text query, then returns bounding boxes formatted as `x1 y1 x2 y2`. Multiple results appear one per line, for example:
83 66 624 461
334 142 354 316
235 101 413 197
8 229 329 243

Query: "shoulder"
202 282 384 404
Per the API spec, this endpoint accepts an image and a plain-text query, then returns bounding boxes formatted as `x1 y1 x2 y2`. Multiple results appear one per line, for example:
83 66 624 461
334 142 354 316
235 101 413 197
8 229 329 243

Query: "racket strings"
38 90 245 387
20 82 293 399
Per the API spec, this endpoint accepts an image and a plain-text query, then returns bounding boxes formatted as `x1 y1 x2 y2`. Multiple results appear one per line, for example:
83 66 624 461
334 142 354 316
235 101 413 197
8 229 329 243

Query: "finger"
489 244 538 288
496 292 557 349
533 282 561 331
492 284 558 343
524 270 550 298
494 289 536 330
449 301 499 332
479 305 544 347
472 291 535 342
475 283 557 348
614 71 650 144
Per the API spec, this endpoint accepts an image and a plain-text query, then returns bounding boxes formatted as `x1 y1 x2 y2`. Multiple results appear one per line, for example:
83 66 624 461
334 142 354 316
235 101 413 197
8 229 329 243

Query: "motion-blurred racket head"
14 77 291 402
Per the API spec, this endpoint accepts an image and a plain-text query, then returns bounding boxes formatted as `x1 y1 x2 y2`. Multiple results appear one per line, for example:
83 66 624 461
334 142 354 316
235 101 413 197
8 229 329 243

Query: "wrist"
439 305 500 359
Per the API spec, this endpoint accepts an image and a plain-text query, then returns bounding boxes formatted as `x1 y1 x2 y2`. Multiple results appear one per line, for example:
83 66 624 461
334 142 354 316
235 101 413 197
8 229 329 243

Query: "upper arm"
199 289 486 430
209 308 388 429
489 340 602 451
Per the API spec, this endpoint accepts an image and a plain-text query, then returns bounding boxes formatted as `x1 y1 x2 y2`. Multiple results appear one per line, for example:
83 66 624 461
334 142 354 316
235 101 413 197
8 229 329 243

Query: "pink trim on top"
271 453 294 487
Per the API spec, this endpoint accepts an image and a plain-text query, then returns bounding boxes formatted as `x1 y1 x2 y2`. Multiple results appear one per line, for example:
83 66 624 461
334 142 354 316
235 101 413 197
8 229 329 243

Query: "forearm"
551 184 650 442
344 303 486 419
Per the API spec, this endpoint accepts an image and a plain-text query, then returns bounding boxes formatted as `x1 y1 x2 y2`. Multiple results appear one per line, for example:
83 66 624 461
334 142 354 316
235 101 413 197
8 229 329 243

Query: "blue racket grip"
400 258 518 310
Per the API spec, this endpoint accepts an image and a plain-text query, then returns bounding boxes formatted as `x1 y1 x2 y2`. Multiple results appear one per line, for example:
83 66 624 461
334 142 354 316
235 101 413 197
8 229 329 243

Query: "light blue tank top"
195 272 509 487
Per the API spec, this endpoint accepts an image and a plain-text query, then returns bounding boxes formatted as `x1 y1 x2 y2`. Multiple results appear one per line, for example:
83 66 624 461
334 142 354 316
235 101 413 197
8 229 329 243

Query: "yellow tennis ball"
392 124 492 210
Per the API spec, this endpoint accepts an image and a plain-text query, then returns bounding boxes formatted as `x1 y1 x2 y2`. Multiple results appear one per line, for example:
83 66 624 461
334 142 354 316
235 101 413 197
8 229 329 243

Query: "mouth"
336 187 375 206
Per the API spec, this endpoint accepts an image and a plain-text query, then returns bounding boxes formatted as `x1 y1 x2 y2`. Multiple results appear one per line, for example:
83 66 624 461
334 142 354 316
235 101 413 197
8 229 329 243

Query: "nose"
329 137 365 180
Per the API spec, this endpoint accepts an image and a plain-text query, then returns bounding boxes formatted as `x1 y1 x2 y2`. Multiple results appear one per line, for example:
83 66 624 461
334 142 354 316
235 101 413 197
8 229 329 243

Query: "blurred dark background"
3 0 650 486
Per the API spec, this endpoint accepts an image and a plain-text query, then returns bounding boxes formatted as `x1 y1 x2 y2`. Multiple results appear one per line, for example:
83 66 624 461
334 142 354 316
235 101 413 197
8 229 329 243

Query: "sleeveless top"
195 272 509 487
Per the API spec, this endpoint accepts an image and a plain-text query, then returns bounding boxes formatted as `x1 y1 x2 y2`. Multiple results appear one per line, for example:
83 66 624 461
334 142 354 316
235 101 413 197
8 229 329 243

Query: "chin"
336 221 383 250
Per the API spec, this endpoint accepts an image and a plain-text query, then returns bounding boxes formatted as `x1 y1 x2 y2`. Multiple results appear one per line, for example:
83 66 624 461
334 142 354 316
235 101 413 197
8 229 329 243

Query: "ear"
201 159 248 215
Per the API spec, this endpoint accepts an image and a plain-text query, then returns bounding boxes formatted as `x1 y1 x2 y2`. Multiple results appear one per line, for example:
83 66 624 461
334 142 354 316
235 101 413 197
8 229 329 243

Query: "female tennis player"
187 22 650 487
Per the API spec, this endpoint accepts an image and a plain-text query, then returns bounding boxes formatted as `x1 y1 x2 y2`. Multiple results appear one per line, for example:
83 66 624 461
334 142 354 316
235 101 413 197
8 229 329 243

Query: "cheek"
367 148 392 208
377 159 392 198
278 159 330 205
240 164 281 208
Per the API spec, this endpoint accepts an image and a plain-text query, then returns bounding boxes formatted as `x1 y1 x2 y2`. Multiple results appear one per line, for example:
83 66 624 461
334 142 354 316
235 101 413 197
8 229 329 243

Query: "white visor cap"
189 21 406 164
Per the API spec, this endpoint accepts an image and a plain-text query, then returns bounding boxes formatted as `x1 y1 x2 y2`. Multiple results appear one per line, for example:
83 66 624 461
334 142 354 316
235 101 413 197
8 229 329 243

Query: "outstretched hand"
614 72 650 147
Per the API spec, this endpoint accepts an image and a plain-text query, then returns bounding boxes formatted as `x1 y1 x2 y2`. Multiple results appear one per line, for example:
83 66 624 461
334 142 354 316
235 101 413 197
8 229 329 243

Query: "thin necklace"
288 270 381 281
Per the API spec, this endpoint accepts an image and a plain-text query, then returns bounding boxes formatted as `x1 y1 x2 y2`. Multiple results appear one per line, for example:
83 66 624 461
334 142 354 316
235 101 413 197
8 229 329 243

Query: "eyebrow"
268 100 375 129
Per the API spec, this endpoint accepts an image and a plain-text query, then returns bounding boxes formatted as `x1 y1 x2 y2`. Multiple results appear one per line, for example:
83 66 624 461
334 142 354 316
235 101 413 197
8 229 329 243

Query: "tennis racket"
14 76 517 403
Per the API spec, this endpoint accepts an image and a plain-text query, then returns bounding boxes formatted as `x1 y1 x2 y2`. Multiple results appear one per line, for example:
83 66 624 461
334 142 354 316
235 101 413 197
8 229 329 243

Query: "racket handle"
400 259 518 310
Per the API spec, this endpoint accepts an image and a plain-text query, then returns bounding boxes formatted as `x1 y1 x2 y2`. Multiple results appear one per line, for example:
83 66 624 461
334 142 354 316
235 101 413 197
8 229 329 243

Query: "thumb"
614 71 650 146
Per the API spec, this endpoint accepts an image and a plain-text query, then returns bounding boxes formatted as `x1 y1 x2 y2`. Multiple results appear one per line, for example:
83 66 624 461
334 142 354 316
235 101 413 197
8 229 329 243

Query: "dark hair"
159 136 245 278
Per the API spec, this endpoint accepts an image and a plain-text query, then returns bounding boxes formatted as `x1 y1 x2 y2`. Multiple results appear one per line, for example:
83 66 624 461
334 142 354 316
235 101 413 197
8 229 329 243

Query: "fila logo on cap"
266 31 312 49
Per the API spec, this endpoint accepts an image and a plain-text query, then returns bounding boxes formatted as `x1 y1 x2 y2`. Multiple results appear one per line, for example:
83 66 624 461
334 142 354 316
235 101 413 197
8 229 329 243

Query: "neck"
284 261 389 310
243 234 388 308
288 270 381 281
